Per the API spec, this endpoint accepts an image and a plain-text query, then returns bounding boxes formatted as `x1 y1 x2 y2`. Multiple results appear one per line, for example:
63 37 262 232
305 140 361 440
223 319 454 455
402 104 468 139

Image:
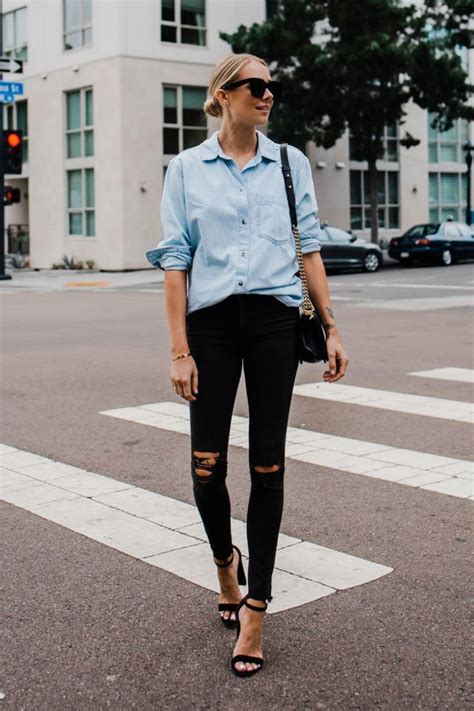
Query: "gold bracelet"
172 351 192 361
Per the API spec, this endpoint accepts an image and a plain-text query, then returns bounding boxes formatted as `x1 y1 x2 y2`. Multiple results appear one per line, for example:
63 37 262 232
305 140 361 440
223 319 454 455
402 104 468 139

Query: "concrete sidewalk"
0 268 165 291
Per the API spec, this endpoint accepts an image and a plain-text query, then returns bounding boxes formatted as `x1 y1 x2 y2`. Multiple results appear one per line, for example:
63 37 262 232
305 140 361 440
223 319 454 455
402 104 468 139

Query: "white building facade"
2 0 473 270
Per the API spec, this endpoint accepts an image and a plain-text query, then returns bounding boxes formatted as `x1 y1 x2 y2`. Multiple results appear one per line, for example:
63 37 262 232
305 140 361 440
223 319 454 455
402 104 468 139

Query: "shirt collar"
200 129 278 162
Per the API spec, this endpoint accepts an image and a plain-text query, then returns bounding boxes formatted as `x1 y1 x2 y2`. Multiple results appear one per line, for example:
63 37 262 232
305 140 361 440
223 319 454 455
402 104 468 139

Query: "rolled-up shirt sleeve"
294 154 322 254
145 156 193 271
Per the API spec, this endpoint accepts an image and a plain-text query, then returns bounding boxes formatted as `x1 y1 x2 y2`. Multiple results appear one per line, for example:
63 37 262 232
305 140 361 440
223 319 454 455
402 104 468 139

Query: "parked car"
388 221 474 266
318 224 383 272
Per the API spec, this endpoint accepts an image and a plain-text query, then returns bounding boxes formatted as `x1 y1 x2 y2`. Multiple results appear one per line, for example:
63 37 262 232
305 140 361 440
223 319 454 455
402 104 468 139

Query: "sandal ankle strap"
214 551 234 568
245 598 267 612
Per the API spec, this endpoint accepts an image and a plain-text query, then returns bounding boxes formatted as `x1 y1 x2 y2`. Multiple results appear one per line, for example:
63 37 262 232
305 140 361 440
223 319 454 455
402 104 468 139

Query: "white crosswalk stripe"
0 445 393 613
347 295 474 310
98 402 473 500
292 382 473 423
355 282 474 291
408 368 474 384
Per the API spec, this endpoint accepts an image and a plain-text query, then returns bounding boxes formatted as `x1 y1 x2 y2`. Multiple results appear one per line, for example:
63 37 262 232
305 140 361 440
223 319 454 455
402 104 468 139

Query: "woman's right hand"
170 355 199 401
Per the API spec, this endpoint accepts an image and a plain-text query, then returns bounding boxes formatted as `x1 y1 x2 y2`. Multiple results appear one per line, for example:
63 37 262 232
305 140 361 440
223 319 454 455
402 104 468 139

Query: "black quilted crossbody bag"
280 144 328 364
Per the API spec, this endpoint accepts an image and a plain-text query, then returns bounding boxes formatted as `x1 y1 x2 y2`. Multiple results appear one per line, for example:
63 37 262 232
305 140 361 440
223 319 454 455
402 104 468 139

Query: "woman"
146 53 349 677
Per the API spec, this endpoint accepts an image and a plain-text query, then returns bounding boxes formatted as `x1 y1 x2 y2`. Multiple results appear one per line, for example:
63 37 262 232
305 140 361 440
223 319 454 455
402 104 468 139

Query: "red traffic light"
7 132 22 148
2 130 23 174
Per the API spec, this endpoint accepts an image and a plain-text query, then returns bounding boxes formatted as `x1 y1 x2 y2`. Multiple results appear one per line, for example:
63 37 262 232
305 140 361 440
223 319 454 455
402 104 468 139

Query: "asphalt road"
1 261 473 710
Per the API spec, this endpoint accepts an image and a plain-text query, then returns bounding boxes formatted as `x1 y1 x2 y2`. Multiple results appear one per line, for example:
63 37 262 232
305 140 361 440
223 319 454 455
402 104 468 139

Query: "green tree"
220 0 474 242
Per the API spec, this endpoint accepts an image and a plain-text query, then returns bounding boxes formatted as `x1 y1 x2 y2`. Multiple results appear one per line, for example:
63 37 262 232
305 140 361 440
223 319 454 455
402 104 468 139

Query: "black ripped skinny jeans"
186 293 300 603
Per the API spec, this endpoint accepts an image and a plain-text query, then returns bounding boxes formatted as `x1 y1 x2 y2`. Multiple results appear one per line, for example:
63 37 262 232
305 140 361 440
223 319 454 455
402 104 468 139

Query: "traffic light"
2 130 23 174
4 185 21 206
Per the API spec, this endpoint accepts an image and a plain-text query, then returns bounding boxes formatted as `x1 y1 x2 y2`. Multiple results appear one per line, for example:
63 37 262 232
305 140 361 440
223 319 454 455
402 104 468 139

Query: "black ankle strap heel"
215 544 247 627
243 598 268 612
214 544 246 585
231 594 267 677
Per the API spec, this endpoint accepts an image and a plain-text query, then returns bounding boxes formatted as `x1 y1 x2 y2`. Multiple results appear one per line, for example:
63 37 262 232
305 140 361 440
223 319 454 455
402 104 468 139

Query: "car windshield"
403 224 439 237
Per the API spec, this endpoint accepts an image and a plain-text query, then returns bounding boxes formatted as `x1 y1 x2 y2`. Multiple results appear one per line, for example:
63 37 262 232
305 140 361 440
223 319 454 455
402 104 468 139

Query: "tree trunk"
367 157 379 244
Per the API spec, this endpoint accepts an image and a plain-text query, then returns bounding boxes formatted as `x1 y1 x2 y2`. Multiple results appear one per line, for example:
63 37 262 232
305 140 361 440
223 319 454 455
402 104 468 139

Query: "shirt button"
238 281 243 286
241 251 246 256
241 219 247 225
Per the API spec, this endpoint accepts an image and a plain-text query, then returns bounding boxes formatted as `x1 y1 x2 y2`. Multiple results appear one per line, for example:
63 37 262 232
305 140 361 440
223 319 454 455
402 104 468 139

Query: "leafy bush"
61 254 84 270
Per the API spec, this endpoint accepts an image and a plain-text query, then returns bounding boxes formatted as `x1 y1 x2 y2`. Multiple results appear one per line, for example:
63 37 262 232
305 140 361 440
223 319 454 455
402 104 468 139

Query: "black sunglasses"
221 77 282 102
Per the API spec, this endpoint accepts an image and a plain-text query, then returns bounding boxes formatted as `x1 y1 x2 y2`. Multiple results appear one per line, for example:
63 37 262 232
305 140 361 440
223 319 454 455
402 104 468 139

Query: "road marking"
99 402 473 500
0 445 393 613
292 382 473 424
64 280 111 288
408 368 474 384
348 295 474 310
362 283 474 291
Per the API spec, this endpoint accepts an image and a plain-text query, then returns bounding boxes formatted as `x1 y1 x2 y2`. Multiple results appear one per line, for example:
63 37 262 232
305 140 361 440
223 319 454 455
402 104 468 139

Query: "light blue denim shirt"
145 129 322 315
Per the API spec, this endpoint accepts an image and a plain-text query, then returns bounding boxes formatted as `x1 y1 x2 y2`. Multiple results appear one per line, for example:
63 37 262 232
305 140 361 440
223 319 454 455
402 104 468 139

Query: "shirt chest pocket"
255 193 292 245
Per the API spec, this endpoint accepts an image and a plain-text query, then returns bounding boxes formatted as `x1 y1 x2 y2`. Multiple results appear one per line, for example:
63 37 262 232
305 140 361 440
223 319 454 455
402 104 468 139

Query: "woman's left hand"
323 334 349 383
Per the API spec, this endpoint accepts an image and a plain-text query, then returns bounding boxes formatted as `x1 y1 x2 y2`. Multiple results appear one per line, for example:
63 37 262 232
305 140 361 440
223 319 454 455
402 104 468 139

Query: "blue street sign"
0 93 15 103
0 81 23 97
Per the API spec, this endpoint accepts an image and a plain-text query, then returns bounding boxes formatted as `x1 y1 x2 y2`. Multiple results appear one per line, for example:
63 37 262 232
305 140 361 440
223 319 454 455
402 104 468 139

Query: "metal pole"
0 0 10 279
464 142 473 226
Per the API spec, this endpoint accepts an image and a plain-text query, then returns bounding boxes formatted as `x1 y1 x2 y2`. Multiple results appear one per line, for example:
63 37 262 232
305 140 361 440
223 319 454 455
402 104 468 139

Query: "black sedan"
318 224 383 272
388 221 474 267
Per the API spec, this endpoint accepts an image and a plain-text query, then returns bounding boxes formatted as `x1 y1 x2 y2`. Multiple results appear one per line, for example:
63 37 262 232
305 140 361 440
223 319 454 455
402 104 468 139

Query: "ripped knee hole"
251 463 284 489
193 450 226 482
253 464 281 473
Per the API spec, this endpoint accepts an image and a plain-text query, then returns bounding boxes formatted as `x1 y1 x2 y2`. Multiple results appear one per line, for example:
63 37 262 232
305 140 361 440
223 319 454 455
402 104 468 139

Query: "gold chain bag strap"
280 144 328 364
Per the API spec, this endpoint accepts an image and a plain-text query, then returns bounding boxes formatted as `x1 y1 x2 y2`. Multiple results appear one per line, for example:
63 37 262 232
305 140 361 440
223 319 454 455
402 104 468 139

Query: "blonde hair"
204 53 269 118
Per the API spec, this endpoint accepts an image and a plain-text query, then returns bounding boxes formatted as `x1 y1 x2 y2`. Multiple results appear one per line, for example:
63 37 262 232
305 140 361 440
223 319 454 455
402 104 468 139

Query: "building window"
66 88 94 158
350 170 399 230
65 87 94 237
67 168 95 236
163 85 207 156
3 100 28 163
64 0 92 51
428 113 470 163
3 6 27 61
349 123 398 162
161 0 206 46
428 172 468 222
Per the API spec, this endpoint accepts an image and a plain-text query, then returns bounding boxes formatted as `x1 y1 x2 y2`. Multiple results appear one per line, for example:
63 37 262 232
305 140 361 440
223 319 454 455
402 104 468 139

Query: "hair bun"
204 95 221 118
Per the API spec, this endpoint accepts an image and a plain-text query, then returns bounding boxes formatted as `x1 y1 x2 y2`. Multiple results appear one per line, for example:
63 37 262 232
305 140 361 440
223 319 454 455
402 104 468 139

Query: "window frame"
66 167 95 238
65 87 94 160
428 171 468 223
2 6 28 61
162 84 208 164
428 113 470 164
160 0 207 48
349 169 400 231
63 0 92 52
64 86 95 239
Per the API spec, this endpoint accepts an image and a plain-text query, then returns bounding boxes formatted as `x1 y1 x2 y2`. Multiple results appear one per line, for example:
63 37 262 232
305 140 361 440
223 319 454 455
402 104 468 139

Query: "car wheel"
362 251 381 272
440 249 453 266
